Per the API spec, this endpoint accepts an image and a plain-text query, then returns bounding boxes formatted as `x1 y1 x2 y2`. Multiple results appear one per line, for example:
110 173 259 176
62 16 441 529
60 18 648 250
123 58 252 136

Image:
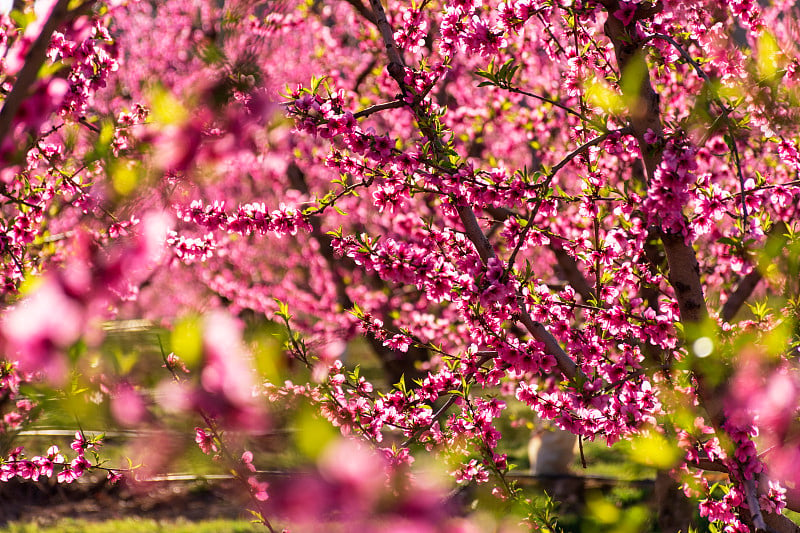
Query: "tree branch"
0 0 72 146
721 269 762 322
551 244 595 303
354 99 404 119
343 0 377 26
601 5 800 532
720 222 788 322
367 0 405 72
365 0 584 382
506 127 630 272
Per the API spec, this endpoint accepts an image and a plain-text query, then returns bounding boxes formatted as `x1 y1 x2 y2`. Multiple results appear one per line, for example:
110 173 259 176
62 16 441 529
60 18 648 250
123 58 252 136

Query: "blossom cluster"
176 200 311 238
1 432 116 485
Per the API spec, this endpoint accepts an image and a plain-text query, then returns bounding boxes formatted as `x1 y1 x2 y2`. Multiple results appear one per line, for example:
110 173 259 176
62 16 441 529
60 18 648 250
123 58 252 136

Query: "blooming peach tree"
1 0 800 531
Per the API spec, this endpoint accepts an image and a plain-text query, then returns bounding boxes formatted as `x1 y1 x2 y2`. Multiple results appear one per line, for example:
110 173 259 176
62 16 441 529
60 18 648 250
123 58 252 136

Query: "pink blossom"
195 427 218 455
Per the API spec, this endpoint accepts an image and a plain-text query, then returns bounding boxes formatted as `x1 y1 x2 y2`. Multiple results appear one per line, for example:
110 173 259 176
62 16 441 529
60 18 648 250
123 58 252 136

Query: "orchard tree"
1 0 800 532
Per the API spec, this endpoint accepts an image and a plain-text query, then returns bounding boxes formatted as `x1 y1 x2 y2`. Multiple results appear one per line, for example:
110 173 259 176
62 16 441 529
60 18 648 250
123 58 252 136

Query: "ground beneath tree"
0 473 658 529
0 477 250 527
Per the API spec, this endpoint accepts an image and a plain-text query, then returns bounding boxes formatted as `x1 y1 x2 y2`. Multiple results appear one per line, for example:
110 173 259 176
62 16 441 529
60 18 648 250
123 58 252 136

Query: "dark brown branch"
660 232 707 324
687 457 729 473
518 312 580 379
0 0 72 145
78 116 101 133
354 99 404 119
0 187 37 208
367 0 405 70
645 33 711 84
457 203 582 380
602 5 796 532
596 0 663 21
743 477 771 532
456 205 494 263
686 458 800 527
287 162 428 384
721 269 761 322
720 222 788 322
551 244 595 303
761 513 800 533
343 0 377 26
366 0 584 382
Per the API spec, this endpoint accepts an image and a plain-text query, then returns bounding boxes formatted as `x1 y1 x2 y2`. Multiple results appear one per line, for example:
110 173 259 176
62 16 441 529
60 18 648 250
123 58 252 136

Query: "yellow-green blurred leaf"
620 55 647 111
763 319 792 358
148 85 189 126
251 331 285 383
629 431 681 469
293 404 337 460
586 78 625 114
111 347 139 375
587 493 621 524
110 159 141 196
758 31 780 82
171 315 203 370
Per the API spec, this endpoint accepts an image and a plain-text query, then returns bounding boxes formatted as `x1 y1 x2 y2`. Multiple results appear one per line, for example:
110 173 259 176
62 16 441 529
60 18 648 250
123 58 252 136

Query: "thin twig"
365 0 586 383
505 127 630 271
721 269 762 322
78 116 101 133
354 99 404 119
0 187 37 208
645 34 711 83
720 222 789 322
157 337 278 533
506 86 597 126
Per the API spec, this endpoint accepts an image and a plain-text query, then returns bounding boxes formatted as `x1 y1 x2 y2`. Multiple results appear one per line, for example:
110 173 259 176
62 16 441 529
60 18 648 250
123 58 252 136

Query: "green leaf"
394 374 407 394
274 299 292 320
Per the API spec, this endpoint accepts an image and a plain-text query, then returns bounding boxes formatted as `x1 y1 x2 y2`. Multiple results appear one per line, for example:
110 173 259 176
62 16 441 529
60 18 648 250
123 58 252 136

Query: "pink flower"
242 450 256 472
70 432 87 452
111 383 147 427
1 278 83 384
613 2 637 26
195 427 218 454
57 467 78 484
196 312 266 429
71 454 91 476
248 476 269 501
455 459 489 484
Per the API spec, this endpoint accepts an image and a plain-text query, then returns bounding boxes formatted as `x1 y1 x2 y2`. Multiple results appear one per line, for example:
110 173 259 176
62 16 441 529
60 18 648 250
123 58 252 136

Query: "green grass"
0 518 263 533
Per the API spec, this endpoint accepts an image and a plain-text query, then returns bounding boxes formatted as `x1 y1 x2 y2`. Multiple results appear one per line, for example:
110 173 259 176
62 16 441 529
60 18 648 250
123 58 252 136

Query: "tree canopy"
1 0 800 531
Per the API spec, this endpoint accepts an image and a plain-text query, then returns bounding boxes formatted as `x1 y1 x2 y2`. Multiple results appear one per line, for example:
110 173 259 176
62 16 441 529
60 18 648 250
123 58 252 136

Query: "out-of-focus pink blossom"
1 278 83 384
111 383 147 427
